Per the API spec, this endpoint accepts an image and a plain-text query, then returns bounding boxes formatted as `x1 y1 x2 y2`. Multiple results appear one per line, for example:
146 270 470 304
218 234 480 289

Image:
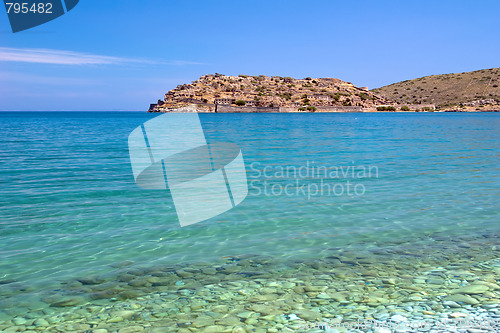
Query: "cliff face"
150 73 394 112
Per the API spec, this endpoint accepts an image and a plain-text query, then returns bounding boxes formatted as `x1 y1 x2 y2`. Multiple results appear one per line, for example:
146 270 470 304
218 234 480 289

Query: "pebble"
296 309 321 321
449 312 468 318
77 276 105 285
427 278 445 285
443 294 480 305
118 327 144 333
200 325 226 332
111 310 135 320
383 278 397 285
202 268 217 275
192 316 215 328
391 314 407 322
12 317 28 325
108 316 124 323
217 316 241 326
33 318 49 326
451 284 489 295
443 300 461 308
50 296 85 307
373 312 390 320
231 328 246 333
304 285 327 292
249 304 280 316
236 311 254 319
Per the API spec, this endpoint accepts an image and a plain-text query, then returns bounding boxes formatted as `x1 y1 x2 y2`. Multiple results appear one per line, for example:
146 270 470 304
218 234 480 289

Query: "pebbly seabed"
1 231 499 333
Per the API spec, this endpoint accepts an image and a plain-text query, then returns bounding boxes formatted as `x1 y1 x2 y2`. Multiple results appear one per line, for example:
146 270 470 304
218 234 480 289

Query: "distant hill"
150 73 393 112
372 68 500 108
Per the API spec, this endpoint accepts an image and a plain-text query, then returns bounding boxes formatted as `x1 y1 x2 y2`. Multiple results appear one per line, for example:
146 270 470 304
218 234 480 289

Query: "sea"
0 111 499 331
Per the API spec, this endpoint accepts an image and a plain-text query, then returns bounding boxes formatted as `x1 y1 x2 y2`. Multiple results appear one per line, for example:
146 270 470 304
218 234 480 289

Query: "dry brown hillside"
150 73 393 112
372 68 500 108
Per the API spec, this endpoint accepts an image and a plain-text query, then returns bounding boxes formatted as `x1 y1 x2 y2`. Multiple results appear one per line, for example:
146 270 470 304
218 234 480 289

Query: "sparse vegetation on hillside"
376 106 396 111
156 74 392 110
373 68 500 108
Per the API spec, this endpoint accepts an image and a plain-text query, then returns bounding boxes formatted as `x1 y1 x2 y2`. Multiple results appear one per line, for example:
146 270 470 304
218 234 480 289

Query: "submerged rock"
0 279 17 285
77 276 106 285
296 309 321 321
192 315 215 328
248 304 280 316
12 317 29 325
443 294 480 305
111 310 136 320
109 260 134 268
303 285 327 292
117 290 141 300
449 312 468 318
33 318 49 326
450 284 489 295
217 316 241 326
50 296 85 307
200 325 226 333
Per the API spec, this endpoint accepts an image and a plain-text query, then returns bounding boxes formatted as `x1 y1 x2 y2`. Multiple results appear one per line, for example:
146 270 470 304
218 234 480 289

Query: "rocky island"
149 70 500 113
148 74 398 113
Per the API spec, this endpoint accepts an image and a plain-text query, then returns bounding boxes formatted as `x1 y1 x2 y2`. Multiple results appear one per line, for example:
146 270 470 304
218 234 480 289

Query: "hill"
372 68 500 109
149 73 394 112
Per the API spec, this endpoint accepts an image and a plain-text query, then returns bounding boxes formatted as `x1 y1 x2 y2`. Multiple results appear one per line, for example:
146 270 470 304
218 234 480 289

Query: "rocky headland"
148 74 397 113
148 71 500 113
373 67 500 112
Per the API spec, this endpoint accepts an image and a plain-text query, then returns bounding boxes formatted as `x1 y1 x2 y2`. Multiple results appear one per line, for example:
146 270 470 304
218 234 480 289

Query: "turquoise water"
0 112 499 318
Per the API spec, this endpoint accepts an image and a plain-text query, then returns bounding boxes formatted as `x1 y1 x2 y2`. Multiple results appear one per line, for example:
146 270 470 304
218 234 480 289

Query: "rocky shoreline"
148 104 499 114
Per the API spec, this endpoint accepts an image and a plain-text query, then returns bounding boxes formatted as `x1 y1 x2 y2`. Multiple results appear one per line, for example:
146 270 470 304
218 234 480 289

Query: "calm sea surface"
0 112 498 316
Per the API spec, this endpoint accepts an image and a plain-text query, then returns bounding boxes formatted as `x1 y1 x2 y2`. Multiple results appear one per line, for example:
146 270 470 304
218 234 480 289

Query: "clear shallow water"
0 112 499 315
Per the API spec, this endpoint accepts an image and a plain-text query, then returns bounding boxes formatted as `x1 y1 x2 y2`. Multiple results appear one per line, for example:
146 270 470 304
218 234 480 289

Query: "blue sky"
1 0 499 111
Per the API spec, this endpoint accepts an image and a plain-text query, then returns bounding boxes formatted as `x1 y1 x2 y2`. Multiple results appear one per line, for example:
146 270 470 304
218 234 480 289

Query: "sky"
0 0 499 111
